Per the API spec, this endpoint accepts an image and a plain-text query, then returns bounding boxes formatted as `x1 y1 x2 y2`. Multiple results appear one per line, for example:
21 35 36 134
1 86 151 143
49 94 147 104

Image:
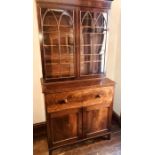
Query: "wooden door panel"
87 108 108 134
84 104 110 138
49 108 82 146
52 113 77 142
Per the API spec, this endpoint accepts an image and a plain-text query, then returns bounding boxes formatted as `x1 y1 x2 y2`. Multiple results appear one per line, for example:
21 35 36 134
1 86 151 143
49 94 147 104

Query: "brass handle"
59 99 68 104
96 94 101 98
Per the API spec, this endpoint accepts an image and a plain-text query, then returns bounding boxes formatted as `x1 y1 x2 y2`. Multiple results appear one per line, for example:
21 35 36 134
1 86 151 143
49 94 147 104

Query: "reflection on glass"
80 11 108 75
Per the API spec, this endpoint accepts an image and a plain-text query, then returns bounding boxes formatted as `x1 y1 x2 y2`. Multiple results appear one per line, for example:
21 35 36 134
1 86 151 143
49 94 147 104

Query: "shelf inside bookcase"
81 60 102 63
43 44 74 47
45 63 74 78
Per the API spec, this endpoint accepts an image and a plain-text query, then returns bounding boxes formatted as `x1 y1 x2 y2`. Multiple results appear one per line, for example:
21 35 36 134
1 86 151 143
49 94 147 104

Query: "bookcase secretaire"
36 0 115 154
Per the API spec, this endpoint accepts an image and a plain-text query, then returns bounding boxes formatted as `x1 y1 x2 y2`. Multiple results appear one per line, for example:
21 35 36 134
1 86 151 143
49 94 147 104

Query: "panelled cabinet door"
83 104 111 138
39 7 76 80
49 108 82 146
80 9 108 76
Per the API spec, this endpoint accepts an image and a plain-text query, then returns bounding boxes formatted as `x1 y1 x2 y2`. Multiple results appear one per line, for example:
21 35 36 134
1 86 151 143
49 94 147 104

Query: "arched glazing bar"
80 10 108 75
41 8 75 79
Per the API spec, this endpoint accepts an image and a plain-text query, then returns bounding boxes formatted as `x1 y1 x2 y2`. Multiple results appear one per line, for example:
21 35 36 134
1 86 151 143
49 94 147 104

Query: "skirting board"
33 111 121 139
112 111 121 127
33 122 47 139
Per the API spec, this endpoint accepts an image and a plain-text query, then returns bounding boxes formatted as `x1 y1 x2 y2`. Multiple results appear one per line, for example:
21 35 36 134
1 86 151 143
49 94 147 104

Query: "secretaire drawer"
45 86 114 106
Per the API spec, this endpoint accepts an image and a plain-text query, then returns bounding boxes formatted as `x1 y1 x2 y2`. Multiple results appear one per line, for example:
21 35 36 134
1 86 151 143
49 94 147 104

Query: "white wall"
33 1 46 124
106 0 121 116
33 0 121 123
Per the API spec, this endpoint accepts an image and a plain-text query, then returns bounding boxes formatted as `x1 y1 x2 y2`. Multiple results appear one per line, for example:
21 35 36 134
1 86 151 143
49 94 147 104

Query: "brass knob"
96 94 101 98
59 99 68 104
63 99 68 103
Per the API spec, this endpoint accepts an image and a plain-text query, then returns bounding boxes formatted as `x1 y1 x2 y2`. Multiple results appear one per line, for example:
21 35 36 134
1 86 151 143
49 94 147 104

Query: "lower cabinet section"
47 103 112 148
83 104 110 138
43 81 115 153
48 108 82 147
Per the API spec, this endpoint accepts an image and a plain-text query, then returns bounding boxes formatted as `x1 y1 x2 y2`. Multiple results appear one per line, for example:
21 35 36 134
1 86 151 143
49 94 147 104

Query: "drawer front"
45 86 114 106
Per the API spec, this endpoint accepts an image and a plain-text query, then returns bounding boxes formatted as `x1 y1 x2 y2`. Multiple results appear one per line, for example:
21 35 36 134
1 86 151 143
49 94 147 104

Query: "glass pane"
93 34 104 45
92 62 103 74
60 11 73 26
61 53 73 63
81 45 91 55
45 64 60 78
80 62 91 75
43 11 58 25
81 33 91 45
81 12 93 26
41 8 75 79
45 63 74 78
61 64 74 77
43 33 59 45
83 27 93 33
95 27 105 33
92 54 103 61
60 34 74 45
95 12 107 28
93 45 105 54
81 54 91 62
80 11 108 76
43 26 58 32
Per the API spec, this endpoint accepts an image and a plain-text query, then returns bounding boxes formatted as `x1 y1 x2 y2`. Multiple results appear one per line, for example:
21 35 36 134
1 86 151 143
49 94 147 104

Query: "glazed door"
39 7 76 80
49 108 82 147
83 104 111 138
80 9 108 76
